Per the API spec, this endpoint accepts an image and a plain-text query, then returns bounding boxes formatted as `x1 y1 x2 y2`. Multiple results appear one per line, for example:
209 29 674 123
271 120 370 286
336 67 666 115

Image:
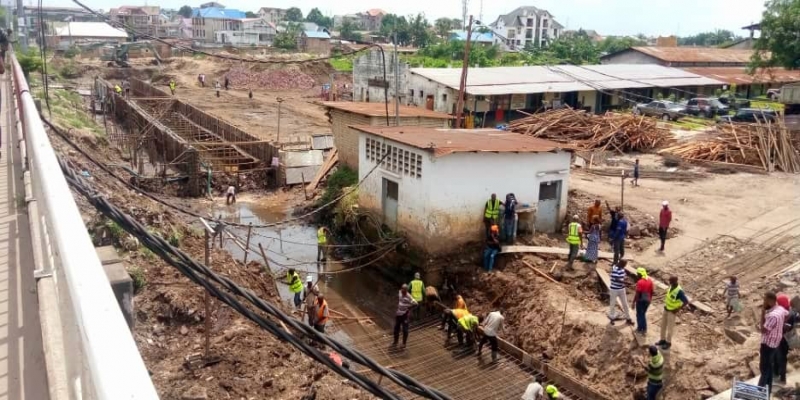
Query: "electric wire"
58 154 452 400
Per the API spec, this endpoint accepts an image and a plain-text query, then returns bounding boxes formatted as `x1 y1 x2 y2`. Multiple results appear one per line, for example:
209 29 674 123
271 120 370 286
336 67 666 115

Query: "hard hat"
636 267 647 277
490 224 499 233
414 272 420 279
662 200 669 206
306 275 313 283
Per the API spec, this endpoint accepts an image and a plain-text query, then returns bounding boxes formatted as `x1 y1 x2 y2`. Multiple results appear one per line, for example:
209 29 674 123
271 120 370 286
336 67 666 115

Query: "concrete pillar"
96 246 135 330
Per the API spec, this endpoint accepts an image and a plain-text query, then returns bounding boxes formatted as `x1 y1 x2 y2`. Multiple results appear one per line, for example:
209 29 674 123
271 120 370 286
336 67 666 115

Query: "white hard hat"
306 275 314 283
662 201 669 206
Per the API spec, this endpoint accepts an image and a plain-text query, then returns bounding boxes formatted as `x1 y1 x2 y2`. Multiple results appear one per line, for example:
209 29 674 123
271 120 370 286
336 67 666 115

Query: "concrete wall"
358 132 572 254
330 110 449 172
406 73 456 113
353 50 408 104
302 37 330 55
578 90 597 112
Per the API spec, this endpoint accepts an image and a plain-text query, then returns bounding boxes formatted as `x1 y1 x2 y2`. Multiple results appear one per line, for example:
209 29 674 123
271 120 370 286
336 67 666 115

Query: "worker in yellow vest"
317 226 329 263
286 268 303 309
657 276 688 350
169 79 176 95
545 385 560 399
114 84 122 95
565 215 583 270
408 272 425 320
456 313 480 349
483 193 503 236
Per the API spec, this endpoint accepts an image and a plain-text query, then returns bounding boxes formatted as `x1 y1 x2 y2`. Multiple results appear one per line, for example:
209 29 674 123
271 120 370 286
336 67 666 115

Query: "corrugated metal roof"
409 64 724 96
53 22 127 38
322 102 452 119
681 67 800 84
192 7 246 19
349 126 574 157
624 46 754 63
304 30 330 39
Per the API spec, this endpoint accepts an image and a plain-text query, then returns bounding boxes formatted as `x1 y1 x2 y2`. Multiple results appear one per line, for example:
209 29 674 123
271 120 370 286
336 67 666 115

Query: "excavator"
101 41 163 68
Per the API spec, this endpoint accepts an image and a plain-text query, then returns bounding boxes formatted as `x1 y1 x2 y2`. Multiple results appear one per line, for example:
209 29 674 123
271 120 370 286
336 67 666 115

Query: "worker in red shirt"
658 201 672 252
632 267 654 334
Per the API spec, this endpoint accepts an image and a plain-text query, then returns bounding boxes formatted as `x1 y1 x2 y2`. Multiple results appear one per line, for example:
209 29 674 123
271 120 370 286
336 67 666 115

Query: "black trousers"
613 238 625 264
317 245 326 261
658 228 668 250
441 312 458 335
758 343 778 390
774 338 790 381
478 335 498 353
393 314 409 345
457 328 474 347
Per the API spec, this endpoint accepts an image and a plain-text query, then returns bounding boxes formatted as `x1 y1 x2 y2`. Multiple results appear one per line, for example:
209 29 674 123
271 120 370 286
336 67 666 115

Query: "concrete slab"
102 262 134 330
95 245 123 265
0 76 50 399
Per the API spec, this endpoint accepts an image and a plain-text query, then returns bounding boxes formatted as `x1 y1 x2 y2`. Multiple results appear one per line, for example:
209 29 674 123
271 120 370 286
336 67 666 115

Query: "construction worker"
645 345 664 400
393 284 417 348
424 285 440 316
114 84 122 95
521 379 544 400
224 76 230 90
303 275 319 326
286 268 303 309
214 80 221 97
545 385 560 399
484 224 501 272
409 272 424 319
478 310 504 362
169 79 176 95
454 294 468 311
314 293 329 333
483 193 502 236
657 276 688 350
317 226 329 262
226 185 236 205
441 307 470 336
123 80 131 98
566 215 583 269
198 73 205 87
456 313 480 349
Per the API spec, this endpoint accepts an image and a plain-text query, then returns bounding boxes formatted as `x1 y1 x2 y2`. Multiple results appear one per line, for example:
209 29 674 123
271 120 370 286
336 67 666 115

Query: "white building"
490 6 563 50
354 126 573 254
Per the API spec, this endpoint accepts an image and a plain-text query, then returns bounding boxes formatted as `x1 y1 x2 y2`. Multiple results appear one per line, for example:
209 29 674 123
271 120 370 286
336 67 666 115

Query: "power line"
58 153 452 400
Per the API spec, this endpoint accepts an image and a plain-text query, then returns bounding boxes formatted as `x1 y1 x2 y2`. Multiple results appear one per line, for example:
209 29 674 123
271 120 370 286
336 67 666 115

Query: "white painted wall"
359 132 572 254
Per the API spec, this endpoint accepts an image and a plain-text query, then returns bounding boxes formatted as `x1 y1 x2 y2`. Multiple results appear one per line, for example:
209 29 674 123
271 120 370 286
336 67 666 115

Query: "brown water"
214 200 404 344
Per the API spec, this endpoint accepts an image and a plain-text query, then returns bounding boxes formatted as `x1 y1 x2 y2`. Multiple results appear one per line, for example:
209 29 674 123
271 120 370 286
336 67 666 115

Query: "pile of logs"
659 121 800 173
506 108 671 152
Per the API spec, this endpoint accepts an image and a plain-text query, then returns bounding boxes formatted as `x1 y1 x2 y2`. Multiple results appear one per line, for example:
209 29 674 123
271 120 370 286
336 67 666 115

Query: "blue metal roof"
304 30 330 39
192 7 246 19
449 30 495 43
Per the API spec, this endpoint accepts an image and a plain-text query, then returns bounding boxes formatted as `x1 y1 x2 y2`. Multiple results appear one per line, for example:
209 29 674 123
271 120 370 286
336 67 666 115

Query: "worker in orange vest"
314 294 329 334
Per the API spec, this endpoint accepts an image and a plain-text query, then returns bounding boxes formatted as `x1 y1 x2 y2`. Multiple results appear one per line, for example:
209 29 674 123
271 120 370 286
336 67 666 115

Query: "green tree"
751 0 800 70
340 20 361 42
522 31 600 65
245 11 256 18
434 18 453 41
679 29 740 47
380 14 411 45
285 7 303 22
597 36 646 54
178 5 193 18
274 22 301 49
408 13 433 48
305 8 332 28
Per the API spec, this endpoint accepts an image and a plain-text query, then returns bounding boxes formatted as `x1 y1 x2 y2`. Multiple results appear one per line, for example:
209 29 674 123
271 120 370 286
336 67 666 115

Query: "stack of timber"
506 108 671 152
659 121 800 173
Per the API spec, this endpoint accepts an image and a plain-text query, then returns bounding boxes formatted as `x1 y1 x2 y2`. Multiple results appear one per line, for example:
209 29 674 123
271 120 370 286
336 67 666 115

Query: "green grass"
128 266 147 291
329 57 353 72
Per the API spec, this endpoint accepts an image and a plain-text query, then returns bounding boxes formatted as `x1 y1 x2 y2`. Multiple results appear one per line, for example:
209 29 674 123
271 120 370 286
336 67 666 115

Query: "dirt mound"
226 66 315 90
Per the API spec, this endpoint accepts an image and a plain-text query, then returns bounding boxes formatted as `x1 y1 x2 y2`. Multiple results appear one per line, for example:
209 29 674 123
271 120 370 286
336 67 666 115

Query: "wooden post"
204 229 212 360
279 227 283 252
243 223 253 264
620 170 625 211
300 172 309 200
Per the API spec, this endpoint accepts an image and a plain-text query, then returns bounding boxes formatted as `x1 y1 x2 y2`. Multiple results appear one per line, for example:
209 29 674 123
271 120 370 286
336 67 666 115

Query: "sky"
42 0 768 37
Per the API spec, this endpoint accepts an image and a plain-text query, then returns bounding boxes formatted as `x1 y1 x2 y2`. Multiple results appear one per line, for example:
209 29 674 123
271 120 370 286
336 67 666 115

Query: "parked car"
717 94 751 110
718 108 778 124
767 88 781 100
685 98 730 118
632 100 686 121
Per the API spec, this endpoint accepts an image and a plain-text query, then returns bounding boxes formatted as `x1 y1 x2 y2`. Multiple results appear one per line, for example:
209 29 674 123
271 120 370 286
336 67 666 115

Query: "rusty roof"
681 67 800 84
622 47 755 63
322 102 452 119
349 126 574 157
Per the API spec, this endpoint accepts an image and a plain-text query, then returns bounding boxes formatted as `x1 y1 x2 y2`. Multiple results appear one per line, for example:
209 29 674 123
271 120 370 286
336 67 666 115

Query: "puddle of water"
213 201 404 342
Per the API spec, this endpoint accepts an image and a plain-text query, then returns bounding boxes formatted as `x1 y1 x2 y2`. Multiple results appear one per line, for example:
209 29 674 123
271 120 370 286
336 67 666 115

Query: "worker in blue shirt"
611 212 628 265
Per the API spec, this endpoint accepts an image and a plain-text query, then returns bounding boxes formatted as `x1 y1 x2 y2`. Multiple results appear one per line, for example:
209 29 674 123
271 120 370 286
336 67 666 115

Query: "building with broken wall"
352 50 408 105
321 102 451 172
353 126 573 256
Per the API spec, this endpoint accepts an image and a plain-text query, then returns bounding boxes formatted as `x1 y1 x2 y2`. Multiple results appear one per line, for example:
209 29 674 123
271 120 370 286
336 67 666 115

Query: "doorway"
382 178 399 230
537 180 561 233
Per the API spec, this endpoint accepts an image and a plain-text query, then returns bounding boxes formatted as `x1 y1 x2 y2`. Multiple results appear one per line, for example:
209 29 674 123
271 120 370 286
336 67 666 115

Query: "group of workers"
482 193 517 272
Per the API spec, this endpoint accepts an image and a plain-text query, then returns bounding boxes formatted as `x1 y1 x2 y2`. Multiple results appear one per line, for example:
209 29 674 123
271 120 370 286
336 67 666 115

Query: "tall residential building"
109 5 161 38
257 7 287 24
490 6 563 50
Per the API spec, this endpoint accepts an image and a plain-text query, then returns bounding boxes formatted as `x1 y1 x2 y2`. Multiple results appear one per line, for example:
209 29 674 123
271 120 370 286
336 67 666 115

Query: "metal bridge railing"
8 53 159 399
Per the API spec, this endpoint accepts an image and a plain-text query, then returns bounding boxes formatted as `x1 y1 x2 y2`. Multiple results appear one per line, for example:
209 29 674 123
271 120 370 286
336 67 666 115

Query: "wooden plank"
522 260 561 285
501 245 615 260
306 149 339 191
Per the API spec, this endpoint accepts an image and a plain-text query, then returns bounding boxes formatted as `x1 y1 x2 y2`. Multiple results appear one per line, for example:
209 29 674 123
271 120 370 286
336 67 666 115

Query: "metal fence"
9 53 159 399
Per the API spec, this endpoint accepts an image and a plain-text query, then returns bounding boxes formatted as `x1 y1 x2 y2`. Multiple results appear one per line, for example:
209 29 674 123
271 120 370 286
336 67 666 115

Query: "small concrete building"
353 126 573 254
48 22 128 48
353 49 408 104
322 102 451 171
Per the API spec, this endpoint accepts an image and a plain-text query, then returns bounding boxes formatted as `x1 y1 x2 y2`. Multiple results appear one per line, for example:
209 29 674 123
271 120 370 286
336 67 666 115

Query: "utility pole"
393 30 399 126
276 97 284 144
16 0 27 51
454 15 474 129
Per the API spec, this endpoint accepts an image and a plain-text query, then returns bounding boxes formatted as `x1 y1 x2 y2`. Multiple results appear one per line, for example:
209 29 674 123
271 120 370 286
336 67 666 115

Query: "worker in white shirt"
226 185 236 205
521 379 544 400
478 309 504 362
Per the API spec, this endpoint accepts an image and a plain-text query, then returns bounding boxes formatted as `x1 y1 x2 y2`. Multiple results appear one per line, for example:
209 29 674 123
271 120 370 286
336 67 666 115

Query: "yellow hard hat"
546 385 557 394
